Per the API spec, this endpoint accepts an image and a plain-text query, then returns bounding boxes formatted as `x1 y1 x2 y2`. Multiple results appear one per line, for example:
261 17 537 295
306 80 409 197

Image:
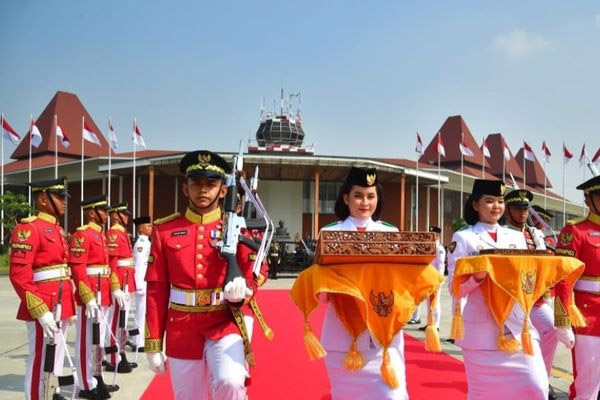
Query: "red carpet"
141 290 467 399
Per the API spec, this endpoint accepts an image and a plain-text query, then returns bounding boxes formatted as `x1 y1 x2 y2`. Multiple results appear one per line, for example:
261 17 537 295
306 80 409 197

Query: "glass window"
303 181 343 214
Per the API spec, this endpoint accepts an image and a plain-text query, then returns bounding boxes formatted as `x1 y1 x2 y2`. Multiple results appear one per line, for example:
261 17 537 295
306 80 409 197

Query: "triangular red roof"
11 91 114 160
485 133 524 183
514 148 552 189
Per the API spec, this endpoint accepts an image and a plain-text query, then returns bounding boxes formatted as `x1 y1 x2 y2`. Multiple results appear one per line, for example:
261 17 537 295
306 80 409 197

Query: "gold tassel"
520 318 534 356
424 291 441 352
497 325 520 353
343 338 365 371
450 298 464 340
568 301 587 328
380 348 399 389
303 321 327 360
263 326 275 341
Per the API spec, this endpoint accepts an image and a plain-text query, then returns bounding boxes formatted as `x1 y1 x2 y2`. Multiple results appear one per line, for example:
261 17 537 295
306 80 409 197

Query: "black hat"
179 150 230 180
28 177 69 197
504 189 533 207
531 205 554 220
107 202 132 215
133 216 151 225
81 194 109 210
429 226 441 234
576 175 600 195
345 167 378 187
471 179 506 197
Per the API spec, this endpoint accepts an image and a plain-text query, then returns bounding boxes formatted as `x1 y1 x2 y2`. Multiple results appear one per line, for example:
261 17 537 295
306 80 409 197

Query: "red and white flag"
56 124 70 148
523 141 535 161
541 141 551 163
436 133 445 157
592 148 600 165
481 137 491 158
82 121 101 146
459 140 474 157
415 132 424 156
133 122 146 149
2 118 21 145
579 144 588 167
108 120 118 149
502 139 511 161
30 119 42 148
563 143 573 164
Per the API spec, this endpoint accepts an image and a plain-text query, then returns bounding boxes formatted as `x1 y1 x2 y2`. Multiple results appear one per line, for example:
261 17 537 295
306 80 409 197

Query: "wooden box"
478 249 553 256
317 231 437 265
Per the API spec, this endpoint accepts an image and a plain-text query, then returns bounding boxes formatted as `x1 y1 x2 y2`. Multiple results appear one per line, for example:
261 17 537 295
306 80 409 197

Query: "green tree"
0 192 33 249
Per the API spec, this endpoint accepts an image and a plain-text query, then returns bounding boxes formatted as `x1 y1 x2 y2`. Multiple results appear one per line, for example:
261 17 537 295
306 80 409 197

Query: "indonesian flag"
563 143 573 164
30 119 42 148
523 141 535 161
415 132 424 156
541 141 551 163
459 140 474 157
579 144 587 167
436 133 445 157
133 122 146 149
592 148 600 165
2 118 21 145
481 137 491 158
108 120 118 149
82 121 101 146
503 139 511 161
56 124 70 148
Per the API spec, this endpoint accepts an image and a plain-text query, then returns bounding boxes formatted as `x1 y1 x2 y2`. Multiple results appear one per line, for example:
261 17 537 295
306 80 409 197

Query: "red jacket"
145 207 257 359
68 222 118 306
9 212 75 321
107 224 136 292
555 213 600 336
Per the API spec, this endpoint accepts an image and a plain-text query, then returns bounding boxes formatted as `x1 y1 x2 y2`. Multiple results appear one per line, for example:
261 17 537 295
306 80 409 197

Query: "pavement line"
552 367 573 382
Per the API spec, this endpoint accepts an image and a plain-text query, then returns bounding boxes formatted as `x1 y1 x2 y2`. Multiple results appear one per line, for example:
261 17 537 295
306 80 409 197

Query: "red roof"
514 148 552 189
11 91 114 160
3 154 75 174
484 133 524 182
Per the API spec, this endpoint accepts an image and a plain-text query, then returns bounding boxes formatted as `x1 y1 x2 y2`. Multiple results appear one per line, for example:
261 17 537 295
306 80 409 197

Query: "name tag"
589 232 600 237
172 230 188 237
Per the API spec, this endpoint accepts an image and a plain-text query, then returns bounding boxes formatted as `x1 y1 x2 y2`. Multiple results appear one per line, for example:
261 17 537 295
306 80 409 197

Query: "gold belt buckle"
196 291 211 306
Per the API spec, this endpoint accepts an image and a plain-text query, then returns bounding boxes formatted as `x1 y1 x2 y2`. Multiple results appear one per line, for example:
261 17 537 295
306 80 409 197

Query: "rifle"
112 270 134 384
42 281 61 399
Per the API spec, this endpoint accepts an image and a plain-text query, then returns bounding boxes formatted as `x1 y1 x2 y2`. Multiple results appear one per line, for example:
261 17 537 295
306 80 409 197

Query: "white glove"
38 312 59 339
85 299 100 319
556 327 575 349
112 289 127 308
147 352 167 374
223 277 253 303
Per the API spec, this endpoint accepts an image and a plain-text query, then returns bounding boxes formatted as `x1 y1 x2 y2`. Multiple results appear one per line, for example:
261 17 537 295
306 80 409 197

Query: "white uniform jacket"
133 235 151 294
433 240 446 275
320 217 399 352
448 222 540 350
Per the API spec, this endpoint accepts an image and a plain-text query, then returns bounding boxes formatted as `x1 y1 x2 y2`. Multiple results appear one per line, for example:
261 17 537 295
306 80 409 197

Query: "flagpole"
28 114 32 205
460 133 464 218
563 156 566 223
523 146 526 190
108 118 112 206
1 114 4 244
415 149 419 231
582 157 586 216
81 116 85 224
132 119 137 221
437 131 441 228
481 136 485 178
543 157 547 209
54 115 58 179
502 139 506 184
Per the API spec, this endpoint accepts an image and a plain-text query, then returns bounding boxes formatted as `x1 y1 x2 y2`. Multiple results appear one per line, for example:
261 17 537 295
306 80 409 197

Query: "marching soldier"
145 150 258 400
69 195 124 399
105 203 137 373
555 175 600 400
8 178 75 400
130 216 152 352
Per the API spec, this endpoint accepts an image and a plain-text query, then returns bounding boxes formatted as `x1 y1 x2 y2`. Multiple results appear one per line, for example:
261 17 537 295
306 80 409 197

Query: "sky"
1 1 600 202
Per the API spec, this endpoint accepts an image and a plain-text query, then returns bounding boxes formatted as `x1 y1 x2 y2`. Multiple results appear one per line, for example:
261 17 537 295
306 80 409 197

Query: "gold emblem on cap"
198 154 211 165
366 173 376 186
500 183 506 195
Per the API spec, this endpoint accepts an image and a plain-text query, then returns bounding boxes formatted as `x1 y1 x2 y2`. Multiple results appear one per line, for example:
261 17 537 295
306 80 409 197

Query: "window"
303 181 343 214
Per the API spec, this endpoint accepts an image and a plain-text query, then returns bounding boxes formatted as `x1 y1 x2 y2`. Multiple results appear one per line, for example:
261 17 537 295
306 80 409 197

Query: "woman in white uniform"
448 179 548 400
320 166 408 400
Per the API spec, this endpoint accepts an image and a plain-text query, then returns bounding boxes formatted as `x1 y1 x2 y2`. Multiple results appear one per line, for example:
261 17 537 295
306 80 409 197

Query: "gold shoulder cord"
229 305 256 366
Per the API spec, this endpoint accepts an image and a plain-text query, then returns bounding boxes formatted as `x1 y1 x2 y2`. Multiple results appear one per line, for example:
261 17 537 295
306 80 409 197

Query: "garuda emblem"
198 153 211 165
370 290 394 317
73 236 85 247
560 232 573 246
17 230 31 242
108 234 118 243
366 173 376 186
521 270 536 295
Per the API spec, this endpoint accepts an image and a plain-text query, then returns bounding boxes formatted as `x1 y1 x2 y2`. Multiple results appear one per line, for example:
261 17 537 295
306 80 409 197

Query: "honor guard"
555 175 600 399
145 150 259 400
131 216 152 352
9 178 75 400
69 195 123 399
105 203 137 373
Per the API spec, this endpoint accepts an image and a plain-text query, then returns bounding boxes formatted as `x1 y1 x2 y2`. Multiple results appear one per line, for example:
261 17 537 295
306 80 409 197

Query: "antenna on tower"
280 88 284 115
259 97 265 121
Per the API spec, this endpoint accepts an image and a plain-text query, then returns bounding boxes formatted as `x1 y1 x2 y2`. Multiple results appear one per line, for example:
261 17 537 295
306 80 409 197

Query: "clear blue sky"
2 1 599 202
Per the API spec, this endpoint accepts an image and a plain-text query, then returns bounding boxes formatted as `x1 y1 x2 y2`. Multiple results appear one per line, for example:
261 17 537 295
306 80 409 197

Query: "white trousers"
133 291 146 347
76 304 109 391
411 293 441 328
571 334 600 400
168 317 253 400
25 319 70 400
108 301 127 365
529 302 557 376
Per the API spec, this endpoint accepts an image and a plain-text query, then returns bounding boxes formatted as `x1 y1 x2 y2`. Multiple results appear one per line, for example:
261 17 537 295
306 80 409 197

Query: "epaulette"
20 215 37 223
76 224 88 231
322 221 340 229
566 217 586 226
379 220 397 229
154 212 180 225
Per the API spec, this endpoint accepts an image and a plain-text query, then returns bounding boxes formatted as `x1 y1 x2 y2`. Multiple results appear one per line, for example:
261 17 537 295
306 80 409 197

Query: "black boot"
93 375 112 399
78 388 101 400
52 393 68 400
548 385 556 400
104 353 135 373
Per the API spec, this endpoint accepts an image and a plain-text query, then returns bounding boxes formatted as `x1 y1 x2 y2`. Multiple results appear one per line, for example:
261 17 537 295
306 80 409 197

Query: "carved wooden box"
478 249 553 256
317 231 437 265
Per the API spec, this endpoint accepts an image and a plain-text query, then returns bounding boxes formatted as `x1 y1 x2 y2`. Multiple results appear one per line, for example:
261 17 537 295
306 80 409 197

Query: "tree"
1 192 33 249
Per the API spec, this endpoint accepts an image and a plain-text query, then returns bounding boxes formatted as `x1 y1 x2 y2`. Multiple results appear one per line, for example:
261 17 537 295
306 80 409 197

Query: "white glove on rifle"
223 277 253 303
112 289 127 308
147 352 167 374
38 312 59 339
85 299 100 319
556 327 575 349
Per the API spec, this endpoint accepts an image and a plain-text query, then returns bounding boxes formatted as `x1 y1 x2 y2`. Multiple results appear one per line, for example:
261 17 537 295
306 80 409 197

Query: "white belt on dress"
33 264 70 282
117 258 134 268
574 276 600 295
86 265 110 276
169 286 226 307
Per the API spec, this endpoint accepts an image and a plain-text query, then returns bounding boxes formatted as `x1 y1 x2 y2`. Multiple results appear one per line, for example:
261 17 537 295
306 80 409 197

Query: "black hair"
334 182 384 221
463 194 481 225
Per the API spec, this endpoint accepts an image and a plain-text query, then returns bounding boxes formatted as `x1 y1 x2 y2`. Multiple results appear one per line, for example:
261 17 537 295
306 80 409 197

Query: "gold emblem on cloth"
17 230 31 242
366 173 376 186
74 236 85 247
370 290 394 317
108 234 117 243
198 154 211 165
521 270 536 295
560 232 573 246
196 292 211 306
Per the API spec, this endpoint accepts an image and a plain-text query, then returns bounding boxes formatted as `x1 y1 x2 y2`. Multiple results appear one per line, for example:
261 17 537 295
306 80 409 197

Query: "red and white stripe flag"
82 121 101 146
108 119 118 149
592 148 600 165
56 124 70 148
503 139 511 161
541 141 551 163
563 143 573 164
2 118 21 145
30 119 42 148
481 137 491 158
436 133 445 157
133 122 146 149
415 132 424 156
459 139 474 157
523 141 535 161
579 144 588 167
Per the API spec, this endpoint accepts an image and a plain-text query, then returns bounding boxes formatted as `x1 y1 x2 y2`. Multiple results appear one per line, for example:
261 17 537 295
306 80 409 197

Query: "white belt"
33 265 70 282
169 287 225 306
117 258 134 267
574 278 600 295
86 265 110 276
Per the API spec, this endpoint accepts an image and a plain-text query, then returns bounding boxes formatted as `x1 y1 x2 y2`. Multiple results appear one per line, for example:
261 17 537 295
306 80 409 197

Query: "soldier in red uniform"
69 195 125 399
9 178 75 400
555 175 600 400
105 202 137 373
145 150 258 400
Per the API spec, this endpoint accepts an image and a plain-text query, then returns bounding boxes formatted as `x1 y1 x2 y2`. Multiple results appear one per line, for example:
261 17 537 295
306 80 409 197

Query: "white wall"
259 180 303 240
